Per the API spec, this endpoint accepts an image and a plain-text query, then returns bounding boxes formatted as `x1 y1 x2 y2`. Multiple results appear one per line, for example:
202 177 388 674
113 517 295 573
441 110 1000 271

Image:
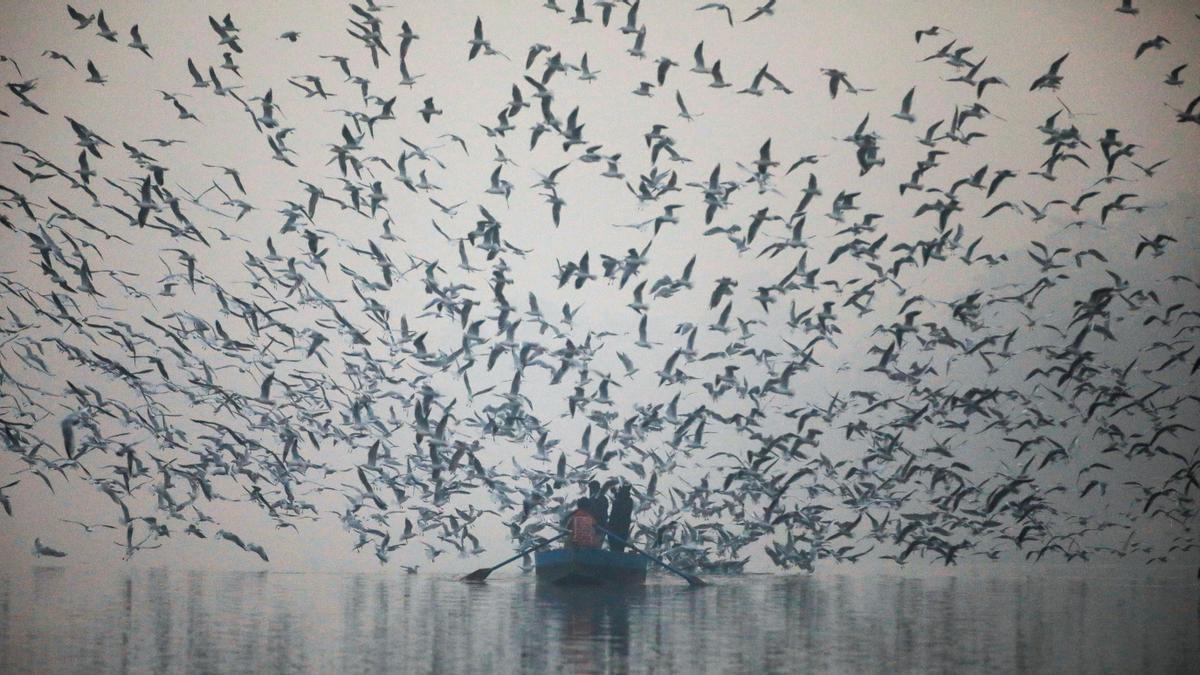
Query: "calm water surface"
0 567 1196 673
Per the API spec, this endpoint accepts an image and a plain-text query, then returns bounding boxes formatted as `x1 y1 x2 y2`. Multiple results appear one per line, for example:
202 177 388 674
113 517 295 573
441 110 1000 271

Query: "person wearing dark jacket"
588 480 609 529
607 483 634 553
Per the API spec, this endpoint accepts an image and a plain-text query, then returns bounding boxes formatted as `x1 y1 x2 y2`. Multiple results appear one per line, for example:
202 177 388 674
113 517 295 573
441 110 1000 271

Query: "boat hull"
535 548 648 585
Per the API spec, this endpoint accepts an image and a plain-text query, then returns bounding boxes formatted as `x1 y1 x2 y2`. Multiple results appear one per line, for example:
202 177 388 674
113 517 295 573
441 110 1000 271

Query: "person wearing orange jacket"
565 498 602 549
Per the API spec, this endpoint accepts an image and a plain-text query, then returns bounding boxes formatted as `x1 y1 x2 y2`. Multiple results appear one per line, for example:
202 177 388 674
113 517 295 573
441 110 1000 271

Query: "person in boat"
564 497 603 549
606 482 634 553
588 480 610 529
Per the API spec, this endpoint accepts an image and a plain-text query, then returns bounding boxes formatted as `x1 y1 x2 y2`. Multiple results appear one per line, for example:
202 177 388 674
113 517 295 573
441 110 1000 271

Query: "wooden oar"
461 532 566 582
598 526 708 587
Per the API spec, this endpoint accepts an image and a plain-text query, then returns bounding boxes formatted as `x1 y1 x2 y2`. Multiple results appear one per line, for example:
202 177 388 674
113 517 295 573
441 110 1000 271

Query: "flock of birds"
1 1 1198 574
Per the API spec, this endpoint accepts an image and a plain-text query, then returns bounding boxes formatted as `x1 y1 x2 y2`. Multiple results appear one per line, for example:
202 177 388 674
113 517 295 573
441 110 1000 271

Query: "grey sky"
0 1 1197 574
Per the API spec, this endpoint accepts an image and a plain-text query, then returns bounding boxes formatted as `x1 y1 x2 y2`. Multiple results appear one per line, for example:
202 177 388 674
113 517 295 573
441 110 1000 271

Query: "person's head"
588 480 601 496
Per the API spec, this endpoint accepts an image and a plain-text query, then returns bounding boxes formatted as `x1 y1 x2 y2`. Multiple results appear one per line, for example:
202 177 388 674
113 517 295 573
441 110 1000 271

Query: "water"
0 567 1196 673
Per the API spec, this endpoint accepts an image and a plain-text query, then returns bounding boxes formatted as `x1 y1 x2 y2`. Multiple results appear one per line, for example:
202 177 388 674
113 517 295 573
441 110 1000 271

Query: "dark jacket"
607 485 634 551
591 493 610 528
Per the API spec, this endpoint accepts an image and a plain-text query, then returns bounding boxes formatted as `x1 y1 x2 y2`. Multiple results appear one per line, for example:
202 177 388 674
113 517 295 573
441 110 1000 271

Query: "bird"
66 5 95 29
1030 53 1069 90
0 481 18 516
418 97 442 123
94 10 118 42
1131 159 1167 177
84 60 107 85
697 3 734 26
820 68 871 98
676 90 702 121
42 50 77 69
744 0 777 22
1164 64 1186 87
33 538 67 558
128 25 152 58
61 518 116 533
893 87 916 123
1115 0 1139 15
570 0 591 24
468 16 490 60
1135 233 1177 258
1134 36 1169 60
915 26 946 42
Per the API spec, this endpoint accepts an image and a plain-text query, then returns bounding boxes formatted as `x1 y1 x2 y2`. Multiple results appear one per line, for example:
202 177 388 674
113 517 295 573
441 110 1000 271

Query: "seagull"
468 16 489 60
656 57 678 85
399 58 423 86
33 538 67 558
209 14 243 53
43 50 76 69
1115 0 1139 16
1164 64 1186 87
690 41 710 74
187 58 209 88
676 90 701 121
709 60 731 88
418 97 442 123
696 3 734 26
1030 53 1069 91
1131 159 1168 177
487 165 514 202
0 481 17 516
95 10 118 42
1167 93 1200 124
1135 233 1177 258
914 26 947 42
67 5 94 29
744 0 777 22
820 68 871 98
128 25 152 58
398 21 420 59
76 150 96 183
578 53 600 82
893 87 916 123
61 518 116 533
429 198 465 216
172 99 199 122
85 60 107 85
571 0 591 24
1135 36 1169 59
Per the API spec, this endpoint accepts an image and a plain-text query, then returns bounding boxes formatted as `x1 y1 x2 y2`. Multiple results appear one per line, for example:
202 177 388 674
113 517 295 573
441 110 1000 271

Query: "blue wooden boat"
534 547 648 585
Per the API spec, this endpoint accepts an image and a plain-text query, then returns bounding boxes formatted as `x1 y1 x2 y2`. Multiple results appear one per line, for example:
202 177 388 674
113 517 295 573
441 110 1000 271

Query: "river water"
0 566 1196 673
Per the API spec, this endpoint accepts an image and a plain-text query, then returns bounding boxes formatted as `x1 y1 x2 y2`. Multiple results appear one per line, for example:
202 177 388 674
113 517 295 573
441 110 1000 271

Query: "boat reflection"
533 582 642 673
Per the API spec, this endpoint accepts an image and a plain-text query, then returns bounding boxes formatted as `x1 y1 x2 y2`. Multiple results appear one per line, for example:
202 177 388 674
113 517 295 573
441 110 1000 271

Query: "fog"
0 1 1197 575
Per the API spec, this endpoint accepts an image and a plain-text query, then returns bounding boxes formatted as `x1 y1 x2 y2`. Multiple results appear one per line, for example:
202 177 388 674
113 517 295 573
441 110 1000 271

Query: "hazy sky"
0 1 1197 574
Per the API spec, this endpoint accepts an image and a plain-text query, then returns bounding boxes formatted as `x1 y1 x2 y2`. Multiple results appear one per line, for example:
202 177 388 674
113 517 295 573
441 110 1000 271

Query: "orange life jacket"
568 509 601 548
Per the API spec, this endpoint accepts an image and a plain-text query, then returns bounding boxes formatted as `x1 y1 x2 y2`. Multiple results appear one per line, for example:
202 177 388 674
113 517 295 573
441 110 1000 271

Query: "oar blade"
461 567 493 582
460 532 567 583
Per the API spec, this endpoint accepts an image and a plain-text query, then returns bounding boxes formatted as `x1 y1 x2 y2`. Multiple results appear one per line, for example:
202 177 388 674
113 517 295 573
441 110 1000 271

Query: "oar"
461 532 567 582
598 526 708 587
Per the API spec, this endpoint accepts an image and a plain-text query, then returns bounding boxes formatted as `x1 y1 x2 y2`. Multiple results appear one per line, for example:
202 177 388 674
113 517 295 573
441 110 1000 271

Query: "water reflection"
0 568 1196 673
535 583 638 673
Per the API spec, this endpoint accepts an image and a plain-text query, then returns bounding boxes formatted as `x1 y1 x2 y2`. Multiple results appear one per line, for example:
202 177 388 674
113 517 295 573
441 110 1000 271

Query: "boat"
534 547 648 585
